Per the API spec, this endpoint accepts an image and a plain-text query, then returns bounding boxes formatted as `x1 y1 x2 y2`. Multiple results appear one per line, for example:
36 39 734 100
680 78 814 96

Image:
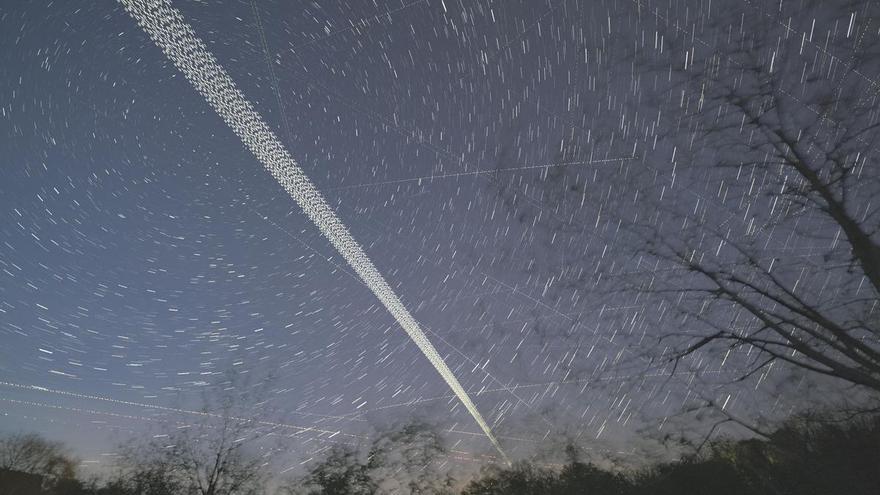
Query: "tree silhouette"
633 0 880 397
292 447 375 495
0 432 77 492
460 462 557 495
285 421 453 495
487 0 880 403
110 372 272 495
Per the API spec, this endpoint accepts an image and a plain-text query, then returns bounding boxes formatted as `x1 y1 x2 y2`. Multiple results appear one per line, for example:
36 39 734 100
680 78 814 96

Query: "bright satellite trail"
117 0 508 461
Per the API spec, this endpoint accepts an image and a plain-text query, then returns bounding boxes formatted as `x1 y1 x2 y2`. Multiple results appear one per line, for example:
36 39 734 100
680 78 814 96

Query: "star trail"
1 0 877 481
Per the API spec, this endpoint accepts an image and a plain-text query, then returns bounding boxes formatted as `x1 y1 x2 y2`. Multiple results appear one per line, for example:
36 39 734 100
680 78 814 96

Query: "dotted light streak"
115 0 508 462
0 381 363 440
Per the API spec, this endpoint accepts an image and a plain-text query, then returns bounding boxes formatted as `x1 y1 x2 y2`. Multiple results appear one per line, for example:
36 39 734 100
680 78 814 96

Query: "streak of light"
342 368 748 418
328 157 637 190
0 381 365 440
116 0 509 463
0 397 506 468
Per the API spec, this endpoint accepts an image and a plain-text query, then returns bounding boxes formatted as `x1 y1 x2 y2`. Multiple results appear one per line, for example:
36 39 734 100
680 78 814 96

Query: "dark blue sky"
1 0 874 477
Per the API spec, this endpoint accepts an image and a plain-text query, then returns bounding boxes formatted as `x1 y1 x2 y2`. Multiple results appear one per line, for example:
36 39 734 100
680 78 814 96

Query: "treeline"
459 415 880 495
1 414 878 495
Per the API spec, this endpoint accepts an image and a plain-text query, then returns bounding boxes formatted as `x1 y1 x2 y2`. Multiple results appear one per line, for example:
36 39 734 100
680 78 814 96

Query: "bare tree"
113 372 273 495
0 432 77 490
364 420 454 495
288 446 376 495
630 0 880 396
487 1 880 401
284 420 454 495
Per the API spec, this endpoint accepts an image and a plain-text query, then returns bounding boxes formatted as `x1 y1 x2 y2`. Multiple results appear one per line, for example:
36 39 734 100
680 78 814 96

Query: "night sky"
1 0 876 477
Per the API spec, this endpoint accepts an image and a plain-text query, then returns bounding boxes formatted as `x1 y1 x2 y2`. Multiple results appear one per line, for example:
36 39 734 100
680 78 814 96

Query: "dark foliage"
3 413 877 494
295 447 375 495
282 420 453 495
460 414 880 495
